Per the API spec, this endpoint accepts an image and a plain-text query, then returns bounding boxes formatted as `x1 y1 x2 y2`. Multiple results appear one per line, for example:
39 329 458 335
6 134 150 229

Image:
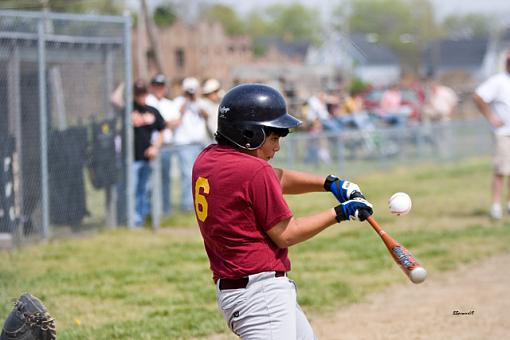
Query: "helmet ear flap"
217 123 266 150
241 126 265 150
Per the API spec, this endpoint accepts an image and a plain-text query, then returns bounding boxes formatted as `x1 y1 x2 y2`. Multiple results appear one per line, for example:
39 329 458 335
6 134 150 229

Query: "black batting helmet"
216 83 301 150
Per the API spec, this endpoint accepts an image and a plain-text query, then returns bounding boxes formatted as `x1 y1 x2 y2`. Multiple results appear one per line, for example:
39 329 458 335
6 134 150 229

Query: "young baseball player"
192 83 373 339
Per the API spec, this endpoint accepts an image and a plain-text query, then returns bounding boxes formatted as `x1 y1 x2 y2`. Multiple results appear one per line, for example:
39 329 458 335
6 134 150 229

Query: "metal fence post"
7 45 23 244
336 133 345 175
123 14 134 229
103 47 117 229
151 155 161 231
286 135 295 169
38 16 50 239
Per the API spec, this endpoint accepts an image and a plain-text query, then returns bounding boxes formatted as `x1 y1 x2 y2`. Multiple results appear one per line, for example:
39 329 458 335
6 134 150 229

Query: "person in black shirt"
132 80 166 226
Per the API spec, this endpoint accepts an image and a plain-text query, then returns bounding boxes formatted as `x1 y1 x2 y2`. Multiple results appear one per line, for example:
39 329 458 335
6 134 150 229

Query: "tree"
441 14 492 39
141 0 164 74
200 3 322 56
333 0 439 72
201 4 246 36
263 3 322 44
243 4 323 56
245 10 272 38
0 0 123 15
153 4 178 28
243 10 272 56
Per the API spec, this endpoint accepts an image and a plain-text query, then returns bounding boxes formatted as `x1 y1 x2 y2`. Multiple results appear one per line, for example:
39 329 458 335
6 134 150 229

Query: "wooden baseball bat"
366 215 427 284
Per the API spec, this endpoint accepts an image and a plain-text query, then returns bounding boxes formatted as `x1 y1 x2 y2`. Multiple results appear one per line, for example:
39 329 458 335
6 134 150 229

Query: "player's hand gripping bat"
351 191 427 284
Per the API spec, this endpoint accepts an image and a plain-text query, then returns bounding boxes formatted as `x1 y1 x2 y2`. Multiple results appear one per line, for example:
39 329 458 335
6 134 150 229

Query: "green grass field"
1 158 510 339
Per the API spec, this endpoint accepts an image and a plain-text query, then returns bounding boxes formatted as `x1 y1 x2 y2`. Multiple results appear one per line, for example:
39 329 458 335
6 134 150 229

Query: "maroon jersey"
192 144 293 282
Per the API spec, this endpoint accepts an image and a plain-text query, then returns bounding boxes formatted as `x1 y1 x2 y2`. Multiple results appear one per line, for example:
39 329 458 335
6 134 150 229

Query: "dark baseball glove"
0 293 56 340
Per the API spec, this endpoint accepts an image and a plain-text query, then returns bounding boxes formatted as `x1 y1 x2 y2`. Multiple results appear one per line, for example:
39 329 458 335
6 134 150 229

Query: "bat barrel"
366 215 427 284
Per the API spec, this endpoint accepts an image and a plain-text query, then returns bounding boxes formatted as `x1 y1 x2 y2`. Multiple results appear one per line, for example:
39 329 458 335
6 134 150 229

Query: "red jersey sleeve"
249 164 293 231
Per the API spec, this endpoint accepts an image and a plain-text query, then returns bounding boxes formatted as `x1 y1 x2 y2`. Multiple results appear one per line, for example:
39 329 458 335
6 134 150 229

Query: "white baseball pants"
216 271 317 339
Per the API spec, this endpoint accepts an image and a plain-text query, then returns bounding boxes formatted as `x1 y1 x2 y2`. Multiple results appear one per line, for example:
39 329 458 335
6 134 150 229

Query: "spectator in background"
339 89 360 116
419 79 458 156
325 86 341 119
146 74 180 216
422 79 458 123
473 53 510 220
173 77 209 212
338 89 371 128
304 91 343 163
110 82 125 110
131 80 166 226
199 78 222 141
378 83 410 126
379 84 401 113
306 91 342 133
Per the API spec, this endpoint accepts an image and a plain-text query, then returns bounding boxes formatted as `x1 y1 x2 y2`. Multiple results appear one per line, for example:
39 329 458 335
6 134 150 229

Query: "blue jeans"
320 118 343 132
176 144 203 211
133 160 152 226
160 147 173 215
380 111 409 127
304 134 320 165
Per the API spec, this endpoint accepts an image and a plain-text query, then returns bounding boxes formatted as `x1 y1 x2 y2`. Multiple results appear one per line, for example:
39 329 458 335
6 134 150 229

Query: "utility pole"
141 0 164 74
137 0 149 80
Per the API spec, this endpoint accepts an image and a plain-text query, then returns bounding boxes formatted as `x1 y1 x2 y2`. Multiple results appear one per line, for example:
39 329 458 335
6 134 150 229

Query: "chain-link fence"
273 117 493 176
0 10 495 244
150 117 493 228
0 10 132 246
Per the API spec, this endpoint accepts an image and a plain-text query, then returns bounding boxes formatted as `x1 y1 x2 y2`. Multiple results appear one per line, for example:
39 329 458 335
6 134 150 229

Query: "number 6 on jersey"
194 177 210 222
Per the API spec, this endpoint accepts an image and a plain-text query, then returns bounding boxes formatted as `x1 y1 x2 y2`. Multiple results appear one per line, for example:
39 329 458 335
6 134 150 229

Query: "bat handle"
365 215 385 236
358 209 372 222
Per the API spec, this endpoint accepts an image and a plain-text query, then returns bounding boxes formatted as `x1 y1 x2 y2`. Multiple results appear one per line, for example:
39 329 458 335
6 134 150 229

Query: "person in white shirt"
474 52 510 219
423 80 458 122
146 74 180 215
199 78 222 142
306 93 332 126
173 77 209 211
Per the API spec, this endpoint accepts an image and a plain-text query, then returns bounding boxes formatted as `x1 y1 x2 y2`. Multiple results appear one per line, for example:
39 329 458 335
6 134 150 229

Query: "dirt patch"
205 253 510 339
312 253 510 340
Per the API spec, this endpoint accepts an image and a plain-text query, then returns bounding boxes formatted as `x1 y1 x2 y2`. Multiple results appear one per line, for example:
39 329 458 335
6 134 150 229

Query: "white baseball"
410 267 427 284
388 192 412 215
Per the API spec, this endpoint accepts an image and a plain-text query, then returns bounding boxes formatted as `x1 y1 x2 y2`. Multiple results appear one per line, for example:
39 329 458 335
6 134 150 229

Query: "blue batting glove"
334 198 373 222
324 175 363 203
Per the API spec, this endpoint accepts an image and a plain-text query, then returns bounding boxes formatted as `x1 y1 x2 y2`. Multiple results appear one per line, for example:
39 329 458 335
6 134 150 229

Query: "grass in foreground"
1 158 509 339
